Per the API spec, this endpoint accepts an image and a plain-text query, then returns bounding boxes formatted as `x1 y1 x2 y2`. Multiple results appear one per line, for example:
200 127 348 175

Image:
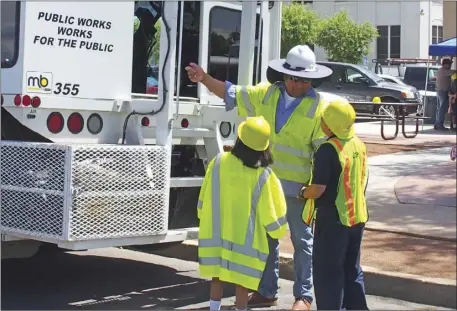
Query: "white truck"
1 1 340 259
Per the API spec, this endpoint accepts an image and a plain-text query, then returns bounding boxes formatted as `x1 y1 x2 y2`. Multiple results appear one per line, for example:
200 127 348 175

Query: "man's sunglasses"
285 74 310 83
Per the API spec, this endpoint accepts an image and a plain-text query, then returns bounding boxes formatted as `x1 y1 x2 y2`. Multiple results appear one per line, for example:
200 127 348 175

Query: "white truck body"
1 1 343 256
0 1 275 253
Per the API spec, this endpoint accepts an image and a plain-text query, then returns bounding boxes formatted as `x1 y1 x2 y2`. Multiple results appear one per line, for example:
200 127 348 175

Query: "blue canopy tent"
423 37 456 128
428 37 457 57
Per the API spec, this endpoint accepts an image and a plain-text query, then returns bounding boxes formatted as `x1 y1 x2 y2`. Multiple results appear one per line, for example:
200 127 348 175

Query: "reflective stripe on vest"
198 154 277 279
262 84 321 118
330 138 356 226
312 137 328 150
239 86 255 116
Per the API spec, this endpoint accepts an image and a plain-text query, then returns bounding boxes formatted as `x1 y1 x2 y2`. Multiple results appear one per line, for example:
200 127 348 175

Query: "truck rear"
1 1 282 256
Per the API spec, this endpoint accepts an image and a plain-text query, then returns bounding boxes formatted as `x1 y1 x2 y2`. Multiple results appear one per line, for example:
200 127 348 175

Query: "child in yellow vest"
299 99 369 310
197 116 288 310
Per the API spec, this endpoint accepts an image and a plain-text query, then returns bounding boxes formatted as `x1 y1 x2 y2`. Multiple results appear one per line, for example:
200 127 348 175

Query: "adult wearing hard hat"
299 99 369 310
186 45 332 310
197 116 288 311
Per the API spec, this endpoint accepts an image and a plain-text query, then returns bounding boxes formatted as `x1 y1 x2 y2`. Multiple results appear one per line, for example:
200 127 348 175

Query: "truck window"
208 6 261 85
1 1 20 68
133 1 201 98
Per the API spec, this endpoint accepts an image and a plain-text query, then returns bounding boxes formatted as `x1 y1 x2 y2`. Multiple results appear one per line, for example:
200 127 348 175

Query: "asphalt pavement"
1 247 451 310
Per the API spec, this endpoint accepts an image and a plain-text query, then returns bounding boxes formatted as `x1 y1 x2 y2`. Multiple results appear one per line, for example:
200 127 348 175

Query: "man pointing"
186 45 332 310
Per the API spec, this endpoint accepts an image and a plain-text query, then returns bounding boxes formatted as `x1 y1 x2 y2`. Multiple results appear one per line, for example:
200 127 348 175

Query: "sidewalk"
364 147 456 241
279 146 456 279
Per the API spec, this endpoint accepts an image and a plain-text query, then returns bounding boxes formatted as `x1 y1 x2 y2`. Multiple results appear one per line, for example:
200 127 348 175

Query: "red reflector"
67 112 84 134
14 95 21 106
141 117 150 126
47 112 64 134
22 95 31 107
181 118 189 128
31 96 41 108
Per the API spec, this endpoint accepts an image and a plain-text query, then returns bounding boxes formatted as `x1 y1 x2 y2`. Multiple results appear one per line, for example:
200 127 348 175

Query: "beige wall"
443 1 456 40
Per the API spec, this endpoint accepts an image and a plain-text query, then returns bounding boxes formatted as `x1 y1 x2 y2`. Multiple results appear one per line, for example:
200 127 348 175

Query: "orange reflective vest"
302 136 369 227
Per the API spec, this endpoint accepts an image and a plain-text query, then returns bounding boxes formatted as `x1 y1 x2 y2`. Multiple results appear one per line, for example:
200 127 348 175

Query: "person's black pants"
313 216 368 310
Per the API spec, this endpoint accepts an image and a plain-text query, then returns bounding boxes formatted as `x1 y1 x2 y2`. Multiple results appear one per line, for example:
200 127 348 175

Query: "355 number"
54 83 80 96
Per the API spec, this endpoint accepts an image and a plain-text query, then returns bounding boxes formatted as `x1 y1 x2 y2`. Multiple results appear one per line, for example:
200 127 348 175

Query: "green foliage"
281 3 322 57
316 10 378 64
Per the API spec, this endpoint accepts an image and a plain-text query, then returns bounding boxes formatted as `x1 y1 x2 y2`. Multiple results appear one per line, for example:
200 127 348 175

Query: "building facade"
288 0 444 69
443 1 456 40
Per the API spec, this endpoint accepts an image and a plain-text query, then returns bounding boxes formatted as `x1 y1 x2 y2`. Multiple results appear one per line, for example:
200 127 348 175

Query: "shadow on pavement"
1 249 235 310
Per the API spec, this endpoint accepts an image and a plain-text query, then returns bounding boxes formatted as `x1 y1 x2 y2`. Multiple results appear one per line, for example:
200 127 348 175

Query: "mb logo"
26 72 53 94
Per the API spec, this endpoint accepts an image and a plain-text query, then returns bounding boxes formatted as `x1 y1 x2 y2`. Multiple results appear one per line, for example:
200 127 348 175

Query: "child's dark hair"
231 138 273 169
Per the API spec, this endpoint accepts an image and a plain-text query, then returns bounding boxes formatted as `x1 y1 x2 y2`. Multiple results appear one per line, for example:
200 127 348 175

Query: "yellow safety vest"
302 136 369 227
197 152 288 291
235 82 328 184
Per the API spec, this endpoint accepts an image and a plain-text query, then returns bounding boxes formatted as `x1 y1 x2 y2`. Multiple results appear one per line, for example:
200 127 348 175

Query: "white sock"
235 308 246 310
209 299 221 310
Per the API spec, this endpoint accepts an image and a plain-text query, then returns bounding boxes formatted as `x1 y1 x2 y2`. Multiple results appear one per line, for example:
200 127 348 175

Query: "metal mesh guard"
1 142 170 242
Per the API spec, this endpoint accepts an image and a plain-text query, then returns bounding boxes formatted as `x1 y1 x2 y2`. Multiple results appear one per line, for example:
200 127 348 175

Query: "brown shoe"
246 291 278 307
291 297 311 310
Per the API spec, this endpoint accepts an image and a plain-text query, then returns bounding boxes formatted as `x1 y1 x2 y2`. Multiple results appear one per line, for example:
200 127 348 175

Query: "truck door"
198 2 262 105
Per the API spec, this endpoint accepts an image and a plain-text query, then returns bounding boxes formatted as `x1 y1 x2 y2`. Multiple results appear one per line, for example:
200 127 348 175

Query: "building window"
208 6 261 85
1 1 20 68
432 25 443 44
376 26 389 60
390 25 401 59
376 25 401 60
431 25 443 60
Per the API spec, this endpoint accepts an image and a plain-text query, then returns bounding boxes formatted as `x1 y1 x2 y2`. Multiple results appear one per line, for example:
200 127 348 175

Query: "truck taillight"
47 112 64 134
181 118 189 128
14 95 21 106
22 95 31 107
67 112 84 134
141 117 150 126
31 96 41 108
87 113 103 134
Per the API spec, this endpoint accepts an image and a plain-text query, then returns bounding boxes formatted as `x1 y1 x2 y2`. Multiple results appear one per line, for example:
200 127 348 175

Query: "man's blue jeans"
258 196 314 303
435 90 449 127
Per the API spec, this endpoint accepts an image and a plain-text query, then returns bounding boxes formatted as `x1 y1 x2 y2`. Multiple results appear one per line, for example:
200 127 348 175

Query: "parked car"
313 61 422 115
146 76 159 94
402 64 439 92
378 74 409 86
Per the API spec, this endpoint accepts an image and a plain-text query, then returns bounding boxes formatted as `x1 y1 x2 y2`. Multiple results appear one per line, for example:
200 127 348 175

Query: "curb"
152 240 457 309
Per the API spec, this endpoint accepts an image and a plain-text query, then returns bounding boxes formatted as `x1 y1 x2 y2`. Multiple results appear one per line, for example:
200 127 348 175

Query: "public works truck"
1 1 339 259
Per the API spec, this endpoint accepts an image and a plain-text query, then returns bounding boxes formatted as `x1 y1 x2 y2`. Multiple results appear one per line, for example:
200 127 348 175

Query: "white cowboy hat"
266 45 332 83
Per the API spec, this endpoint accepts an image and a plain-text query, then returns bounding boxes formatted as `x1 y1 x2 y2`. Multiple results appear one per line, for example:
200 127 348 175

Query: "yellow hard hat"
372 96 381 104
323 98 356 140
237 116 271 151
